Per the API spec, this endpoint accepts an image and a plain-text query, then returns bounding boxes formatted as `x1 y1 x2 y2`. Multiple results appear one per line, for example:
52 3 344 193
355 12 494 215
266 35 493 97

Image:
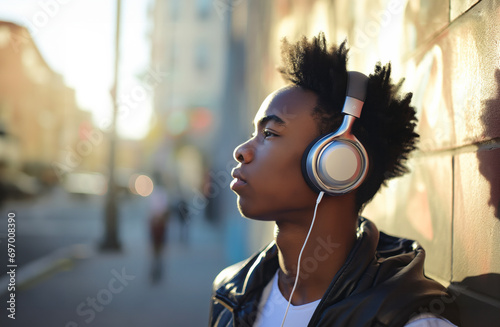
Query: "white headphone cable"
280 191 325 327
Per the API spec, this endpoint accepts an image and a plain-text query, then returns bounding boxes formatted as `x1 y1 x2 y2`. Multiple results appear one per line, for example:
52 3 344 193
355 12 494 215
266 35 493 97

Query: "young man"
209 34 460 327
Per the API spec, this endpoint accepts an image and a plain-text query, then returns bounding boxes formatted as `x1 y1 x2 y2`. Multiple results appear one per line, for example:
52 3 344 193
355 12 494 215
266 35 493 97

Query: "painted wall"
226 0 500 325
356 1 500 325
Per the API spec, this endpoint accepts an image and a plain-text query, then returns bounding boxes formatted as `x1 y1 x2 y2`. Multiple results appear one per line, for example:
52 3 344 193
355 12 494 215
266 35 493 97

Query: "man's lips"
231 169 247 191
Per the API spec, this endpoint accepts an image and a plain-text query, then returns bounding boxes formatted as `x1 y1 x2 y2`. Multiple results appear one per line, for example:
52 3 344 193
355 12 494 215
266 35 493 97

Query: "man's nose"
233 140 254 164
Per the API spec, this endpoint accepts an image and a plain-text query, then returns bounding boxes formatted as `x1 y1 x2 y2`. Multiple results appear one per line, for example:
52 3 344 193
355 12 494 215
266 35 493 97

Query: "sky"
0 0 153 140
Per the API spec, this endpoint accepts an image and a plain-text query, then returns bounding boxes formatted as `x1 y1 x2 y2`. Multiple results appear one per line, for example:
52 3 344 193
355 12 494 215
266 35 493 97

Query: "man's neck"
274 195 358 305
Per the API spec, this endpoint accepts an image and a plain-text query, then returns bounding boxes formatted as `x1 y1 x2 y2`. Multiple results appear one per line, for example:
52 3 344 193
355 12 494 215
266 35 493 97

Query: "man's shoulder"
212 241 278 293
212 259 248 291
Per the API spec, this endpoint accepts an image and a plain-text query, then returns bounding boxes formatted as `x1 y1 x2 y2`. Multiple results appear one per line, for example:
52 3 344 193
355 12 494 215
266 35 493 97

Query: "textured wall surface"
234 0 500 325
360 2 500 325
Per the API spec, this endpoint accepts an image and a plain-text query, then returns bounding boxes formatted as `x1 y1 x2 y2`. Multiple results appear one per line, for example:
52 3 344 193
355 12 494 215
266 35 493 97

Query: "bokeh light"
129 174 154 197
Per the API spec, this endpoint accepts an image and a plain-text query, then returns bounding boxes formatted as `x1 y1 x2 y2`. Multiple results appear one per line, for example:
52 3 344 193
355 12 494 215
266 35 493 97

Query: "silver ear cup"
314 139 368 194
303 114 370 195
318 140 361 185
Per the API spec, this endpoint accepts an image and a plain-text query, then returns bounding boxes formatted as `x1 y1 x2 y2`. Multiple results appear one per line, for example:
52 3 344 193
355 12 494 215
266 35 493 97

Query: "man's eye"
263 129 275 138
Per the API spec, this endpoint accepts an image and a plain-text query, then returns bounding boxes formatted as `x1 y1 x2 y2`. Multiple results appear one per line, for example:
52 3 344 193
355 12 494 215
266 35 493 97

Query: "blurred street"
0 188 228 327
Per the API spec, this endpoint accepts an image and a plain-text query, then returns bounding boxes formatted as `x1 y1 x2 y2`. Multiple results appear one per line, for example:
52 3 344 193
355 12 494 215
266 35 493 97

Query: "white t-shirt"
253 270 457 327
253 271 320 327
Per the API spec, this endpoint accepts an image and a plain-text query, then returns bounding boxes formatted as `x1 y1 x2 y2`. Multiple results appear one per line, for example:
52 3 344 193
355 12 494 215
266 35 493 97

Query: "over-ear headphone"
301 71 369 195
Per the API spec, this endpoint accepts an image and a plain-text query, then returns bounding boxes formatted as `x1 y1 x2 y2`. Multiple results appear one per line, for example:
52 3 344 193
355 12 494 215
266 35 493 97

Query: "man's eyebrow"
255 114 286 129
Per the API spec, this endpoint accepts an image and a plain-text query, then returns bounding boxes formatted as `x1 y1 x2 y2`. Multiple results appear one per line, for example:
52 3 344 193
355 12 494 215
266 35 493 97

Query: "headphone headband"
343 71 368 117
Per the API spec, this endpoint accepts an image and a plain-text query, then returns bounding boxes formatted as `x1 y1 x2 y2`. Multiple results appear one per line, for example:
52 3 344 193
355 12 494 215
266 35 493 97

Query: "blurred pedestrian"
148 175 170 283
176 198 190 244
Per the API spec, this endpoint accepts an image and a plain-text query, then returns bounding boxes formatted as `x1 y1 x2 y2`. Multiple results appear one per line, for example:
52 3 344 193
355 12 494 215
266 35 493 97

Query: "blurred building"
0 21 150 200
0 21 87 198
219 0 500 325
149 0 229 214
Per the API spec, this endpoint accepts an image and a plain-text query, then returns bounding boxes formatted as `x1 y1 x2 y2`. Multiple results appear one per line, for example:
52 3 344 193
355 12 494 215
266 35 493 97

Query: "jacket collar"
214 241 279 309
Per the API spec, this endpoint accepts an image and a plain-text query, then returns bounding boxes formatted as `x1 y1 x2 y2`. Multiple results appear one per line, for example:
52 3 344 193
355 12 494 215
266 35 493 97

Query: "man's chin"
236 199 271 221
236 201 255 219
236 195 286 221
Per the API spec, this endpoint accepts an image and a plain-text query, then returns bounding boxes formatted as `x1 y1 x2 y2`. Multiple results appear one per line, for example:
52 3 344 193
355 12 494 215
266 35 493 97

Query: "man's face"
230 86 321 221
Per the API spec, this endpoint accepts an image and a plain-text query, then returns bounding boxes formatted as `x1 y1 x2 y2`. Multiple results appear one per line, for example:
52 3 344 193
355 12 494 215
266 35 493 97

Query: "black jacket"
209 218 459 327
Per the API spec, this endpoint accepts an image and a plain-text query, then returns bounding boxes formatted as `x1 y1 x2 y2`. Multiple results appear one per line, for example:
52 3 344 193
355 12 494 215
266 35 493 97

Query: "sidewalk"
0 198 229 327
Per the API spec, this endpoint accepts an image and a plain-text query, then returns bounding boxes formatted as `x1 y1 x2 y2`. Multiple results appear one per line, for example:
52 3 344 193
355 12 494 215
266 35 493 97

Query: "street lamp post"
101 0 122 251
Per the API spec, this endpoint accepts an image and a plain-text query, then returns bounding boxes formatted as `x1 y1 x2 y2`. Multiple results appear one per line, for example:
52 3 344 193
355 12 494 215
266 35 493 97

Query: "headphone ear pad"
316 140 363 186
301 135 327 194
